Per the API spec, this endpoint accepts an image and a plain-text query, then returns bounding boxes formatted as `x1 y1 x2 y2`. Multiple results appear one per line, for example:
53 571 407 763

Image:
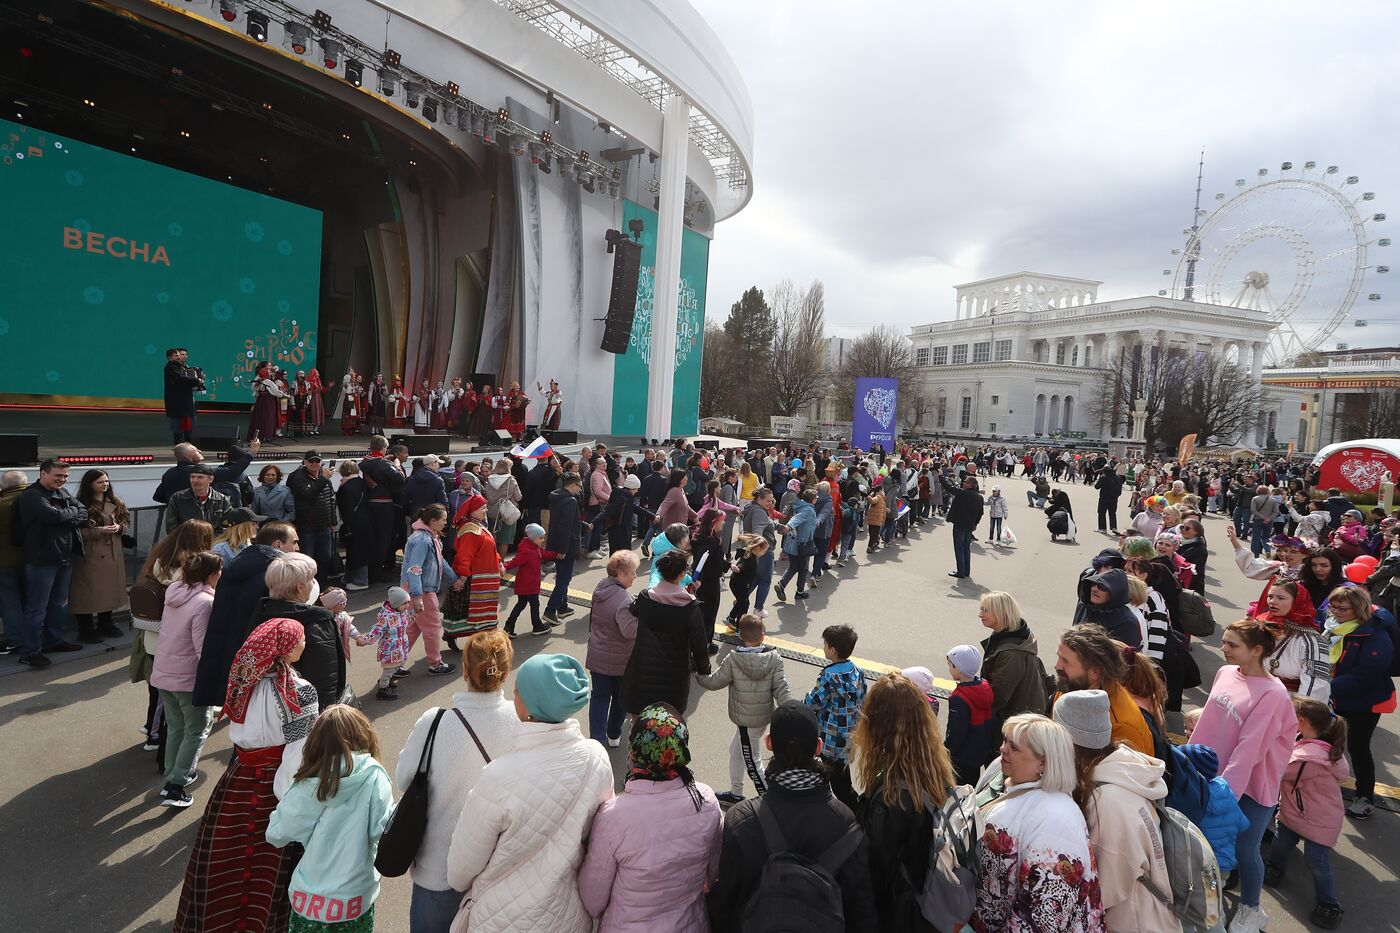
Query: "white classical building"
907 272 1278 443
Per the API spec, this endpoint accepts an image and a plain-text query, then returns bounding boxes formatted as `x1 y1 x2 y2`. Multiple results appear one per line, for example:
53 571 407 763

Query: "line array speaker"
600 235 643 353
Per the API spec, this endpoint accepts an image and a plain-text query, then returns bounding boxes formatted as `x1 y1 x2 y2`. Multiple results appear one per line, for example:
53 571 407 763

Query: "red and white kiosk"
1311 439 1400 496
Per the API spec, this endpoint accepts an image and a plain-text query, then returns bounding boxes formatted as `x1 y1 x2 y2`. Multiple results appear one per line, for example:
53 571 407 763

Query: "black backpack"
742 802 863 933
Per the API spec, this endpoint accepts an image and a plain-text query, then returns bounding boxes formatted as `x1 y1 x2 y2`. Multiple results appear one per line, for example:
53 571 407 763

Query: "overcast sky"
690 0 1400 352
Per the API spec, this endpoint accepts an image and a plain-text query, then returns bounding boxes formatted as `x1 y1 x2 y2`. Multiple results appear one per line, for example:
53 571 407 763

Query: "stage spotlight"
481 119 495 145
608 180 619 199
441 103 457 126
405 83 422 108
320 38 342 69
582 174 596 194
312 8 332 30
384 48 401 68
421 98 437 123
246 10 269 42
497 106 510 123
511 134 528 157
379 69 399 97
540 129 552 145
219 0 239 22
446 81 460 97
284 21 310 55
528 141 543 164
467 110 482 135
538 151 553 173
557 155 573 177
345 59 363 86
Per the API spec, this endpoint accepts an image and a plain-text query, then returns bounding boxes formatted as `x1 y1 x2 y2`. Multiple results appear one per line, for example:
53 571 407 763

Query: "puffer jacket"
1177 744 1249 874
1276 738 1349 848
150 581 215 694
696 645 792 728
267 752 394 925
586 576 638 677
1077 568 1143 649
864 492 887 527
622 587 711 715
1329 611 1398 714
286 466 337 531
447 718 615 933
1087 747 1180 933
577 777 723 932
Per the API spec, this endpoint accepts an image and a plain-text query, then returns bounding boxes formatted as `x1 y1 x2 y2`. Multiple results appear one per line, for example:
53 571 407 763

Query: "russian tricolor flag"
896 499 911 519
510 435 555 460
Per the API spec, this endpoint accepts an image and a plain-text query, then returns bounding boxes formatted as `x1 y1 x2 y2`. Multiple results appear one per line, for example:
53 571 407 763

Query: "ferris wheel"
1164 162 1390 367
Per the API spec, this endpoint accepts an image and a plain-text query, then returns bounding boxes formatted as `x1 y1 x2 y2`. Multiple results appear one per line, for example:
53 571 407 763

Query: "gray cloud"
692 0 1400 348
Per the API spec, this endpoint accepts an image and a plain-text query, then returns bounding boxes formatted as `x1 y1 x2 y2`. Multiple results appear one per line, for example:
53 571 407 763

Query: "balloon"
1344 563 1372 584
1354 555 1380 569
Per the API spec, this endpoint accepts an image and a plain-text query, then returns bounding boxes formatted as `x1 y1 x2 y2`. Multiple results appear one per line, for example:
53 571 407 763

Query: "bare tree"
833 324 918 419
699 323 740 419
768 278 828 416
1340 387 1400 438
1159 354 1265 448
899 382 933 434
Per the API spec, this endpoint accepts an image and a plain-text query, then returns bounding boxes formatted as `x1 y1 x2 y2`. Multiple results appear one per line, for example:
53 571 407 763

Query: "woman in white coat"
1054 690 1180 933
447 653 614 933
397 631 521 933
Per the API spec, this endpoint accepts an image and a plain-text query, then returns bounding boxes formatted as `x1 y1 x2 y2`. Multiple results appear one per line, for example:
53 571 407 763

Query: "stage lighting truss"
214 0 625 198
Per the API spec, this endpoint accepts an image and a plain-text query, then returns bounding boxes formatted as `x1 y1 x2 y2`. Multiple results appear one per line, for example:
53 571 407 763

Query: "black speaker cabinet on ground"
542 428 578 445
693 439 719 451
600 235 643 353
0 434 39 466
193 424 241 453
747 437 785 451
390 434 452 456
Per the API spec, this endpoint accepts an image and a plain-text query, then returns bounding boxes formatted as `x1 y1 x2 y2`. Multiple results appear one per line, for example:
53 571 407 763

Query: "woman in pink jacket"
1264 697 1349 929
1187 617 1297 933
149 551 221 808
578 703 723 931
654 469 697 531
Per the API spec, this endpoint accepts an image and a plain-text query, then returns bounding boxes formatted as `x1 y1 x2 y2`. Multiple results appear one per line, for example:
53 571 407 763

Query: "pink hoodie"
1188 665 1296 806
1276 738 1350 847
150 582 214 693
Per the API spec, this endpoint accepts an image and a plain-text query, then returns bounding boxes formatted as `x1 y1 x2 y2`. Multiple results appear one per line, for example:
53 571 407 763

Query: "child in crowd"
1178 744 1249 880
986 486 1008 544
320 587 360 661
503 523 559 638
900 665 941 714
1266 696 1349 930
267 706 394 932
943 644 994 785
697 613 791 805
725 534 767 630
358 586 413 701
804 624 866 809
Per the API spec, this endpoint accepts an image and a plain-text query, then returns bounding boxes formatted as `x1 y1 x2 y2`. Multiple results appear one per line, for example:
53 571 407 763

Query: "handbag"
375 708 491 877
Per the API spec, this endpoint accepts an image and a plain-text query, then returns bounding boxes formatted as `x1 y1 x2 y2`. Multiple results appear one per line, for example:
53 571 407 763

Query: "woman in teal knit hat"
447 653 615 933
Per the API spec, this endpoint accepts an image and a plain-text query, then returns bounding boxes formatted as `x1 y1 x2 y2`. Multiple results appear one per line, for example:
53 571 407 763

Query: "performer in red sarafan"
274 367 291 436
432 380 448 430
537 378 563 430
458 381 478 437
341 372 362 436
307 368 332 436
505 381 528 440
388 376 408 428
248 363 281 442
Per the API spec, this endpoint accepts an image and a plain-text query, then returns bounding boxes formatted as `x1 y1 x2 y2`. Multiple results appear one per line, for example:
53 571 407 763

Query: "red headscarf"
454 493 488 528
225 618 305 724
1257 581 1318 631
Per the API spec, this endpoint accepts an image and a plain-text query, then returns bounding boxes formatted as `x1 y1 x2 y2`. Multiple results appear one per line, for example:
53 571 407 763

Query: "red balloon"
1354 555 1380 569
1344 563 1372 584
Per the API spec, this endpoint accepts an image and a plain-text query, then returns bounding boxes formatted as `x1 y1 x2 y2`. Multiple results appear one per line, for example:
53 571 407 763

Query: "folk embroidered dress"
176 674 319 933
445 522 501 637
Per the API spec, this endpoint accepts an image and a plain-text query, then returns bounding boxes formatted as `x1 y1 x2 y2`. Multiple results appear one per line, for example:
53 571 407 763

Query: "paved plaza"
2 473 1395 932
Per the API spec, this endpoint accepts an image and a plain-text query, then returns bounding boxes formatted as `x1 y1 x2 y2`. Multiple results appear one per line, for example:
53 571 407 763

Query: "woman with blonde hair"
397 630 519 932
973 713 1105 932
250 552 345 711
977 591 1049 763
212 509 259 564
851 672 960 932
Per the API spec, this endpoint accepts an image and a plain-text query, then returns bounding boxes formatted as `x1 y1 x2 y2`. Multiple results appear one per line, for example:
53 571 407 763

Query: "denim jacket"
402 528 458 597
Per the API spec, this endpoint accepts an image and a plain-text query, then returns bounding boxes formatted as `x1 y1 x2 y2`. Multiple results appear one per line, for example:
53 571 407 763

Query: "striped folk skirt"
175 745 298 933
442 572 501 637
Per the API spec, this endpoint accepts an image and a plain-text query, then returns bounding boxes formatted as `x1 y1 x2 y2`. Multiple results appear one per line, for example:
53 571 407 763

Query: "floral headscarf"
628 703 692 783
225 618 304 724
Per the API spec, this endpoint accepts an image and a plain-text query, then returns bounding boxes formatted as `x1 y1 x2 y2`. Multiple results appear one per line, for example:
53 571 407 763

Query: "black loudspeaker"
693 439 719 451
600 235 642 353
471 373 497 391
390 434 452 456
193 425 241 453
0 434 39 466
494 429 514 443
542 429 578 445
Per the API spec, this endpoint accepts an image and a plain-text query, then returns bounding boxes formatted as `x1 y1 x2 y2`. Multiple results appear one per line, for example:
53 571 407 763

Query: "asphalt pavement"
1 473 1395 932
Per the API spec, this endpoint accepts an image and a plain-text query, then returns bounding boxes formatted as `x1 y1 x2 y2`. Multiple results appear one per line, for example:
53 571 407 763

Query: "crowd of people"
3 433 1399 933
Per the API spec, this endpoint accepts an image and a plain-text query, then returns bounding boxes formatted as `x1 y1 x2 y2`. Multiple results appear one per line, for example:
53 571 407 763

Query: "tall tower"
1182 149 1205 301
